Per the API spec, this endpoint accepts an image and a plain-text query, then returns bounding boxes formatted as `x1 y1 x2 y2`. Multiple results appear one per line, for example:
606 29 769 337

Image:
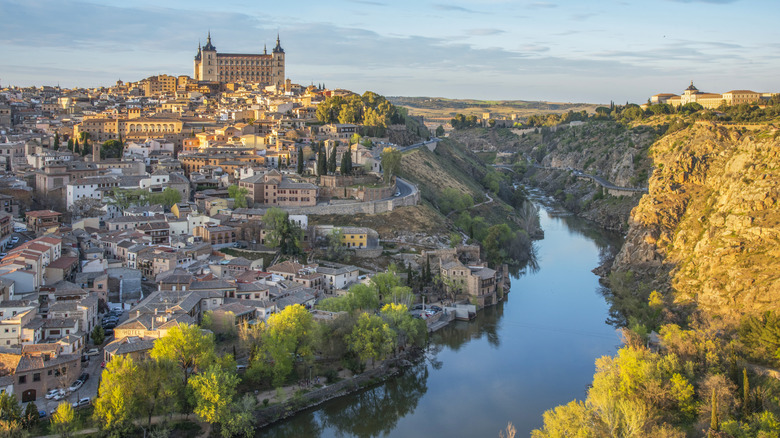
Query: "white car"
45 389 60 400
68 380 83 392
72 397 91 408
86 348 100 356
52 389 67 401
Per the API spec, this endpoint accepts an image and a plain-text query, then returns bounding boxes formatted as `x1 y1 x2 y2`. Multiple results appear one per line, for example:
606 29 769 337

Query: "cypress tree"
67 138 74 151
327 145 337 174
317 143 327 176
297 146 304 174
710 388 719 434
53 133 60 149
743 368 750 417
425 257 431 283
74 139 79 153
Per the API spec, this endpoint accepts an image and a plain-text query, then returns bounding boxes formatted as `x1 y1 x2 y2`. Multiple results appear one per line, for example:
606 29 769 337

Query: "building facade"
193 33 285 88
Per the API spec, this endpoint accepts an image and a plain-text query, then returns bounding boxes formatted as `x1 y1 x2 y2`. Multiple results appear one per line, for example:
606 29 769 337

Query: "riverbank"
254 350 423 429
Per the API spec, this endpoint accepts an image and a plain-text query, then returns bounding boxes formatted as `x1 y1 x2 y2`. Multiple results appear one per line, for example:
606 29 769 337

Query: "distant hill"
387 96 600 123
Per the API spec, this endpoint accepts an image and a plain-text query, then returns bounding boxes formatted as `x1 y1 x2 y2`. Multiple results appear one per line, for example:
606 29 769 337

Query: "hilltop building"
650 82 776 109
193 32 285 88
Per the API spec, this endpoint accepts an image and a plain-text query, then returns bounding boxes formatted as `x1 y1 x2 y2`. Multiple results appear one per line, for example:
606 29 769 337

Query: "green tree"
53 133 60 149
380 147 402 183
262 208 303 257
135 359 178 433
150 323 215 387
66 138 74 151
0 392 22 435
22 400 39 429
435 125 445 137
347 313 396 368
52 402 76 438
324 228 346 260
710 388 719 434
189 364 238 430
228 185 248 209
73 139 79 154
340 147 352 175
101 139 124 159
317 142 327 176
251 304 314 387
148 187 182 209
327 145 337 174
92 325 105 345
742 368 750 417
380 303 426 350
220 395 256 438
296 146 304 175
93 355 136 435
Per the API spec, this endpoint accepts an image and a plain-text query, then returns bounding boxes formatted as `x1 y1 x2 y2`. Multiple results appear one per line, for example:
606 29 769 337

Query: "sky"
1 0 778 104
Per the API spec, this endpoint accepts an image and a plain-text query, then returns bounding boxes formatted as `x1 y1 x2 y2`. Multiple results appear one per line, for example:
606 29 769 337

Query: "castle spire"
264 43 267 55
273 33 284 54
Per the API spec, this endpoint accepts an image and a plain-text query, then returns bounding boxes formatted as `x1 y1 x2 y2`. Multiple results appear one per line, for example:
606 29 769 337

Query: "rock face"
612 122 780 316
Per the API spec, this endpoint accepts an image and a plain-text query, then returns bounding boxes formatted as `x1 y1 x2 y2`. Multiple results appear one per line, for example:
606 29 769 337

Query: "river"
260 198 624 437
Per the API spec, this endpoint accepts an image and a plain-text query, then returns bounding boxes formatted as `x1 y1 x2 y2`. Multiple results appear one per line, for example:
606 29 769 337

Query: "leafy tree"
324 228 346 260
380 147 402 183
220 394 257 438
380 303 426 350
148 187 182 209
228 185 248 209
135 359 177 432
347 313 396 368
101 139 124 159
250 304 314 387
189 364 238 430
93 355 136 435
296 146 304 175
92 325 105 345
53 133 60 149
150 323 215 387
327 145 337 174
0 391 21 422
52 402 76 438
435 125 445 137
262 207 303 257
69 197 105 218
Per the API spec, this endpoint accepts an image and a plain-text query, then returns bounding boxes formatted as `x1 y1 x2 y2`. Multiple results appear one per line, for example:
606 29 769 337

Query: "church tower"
272 34 286 90
193 42 202 79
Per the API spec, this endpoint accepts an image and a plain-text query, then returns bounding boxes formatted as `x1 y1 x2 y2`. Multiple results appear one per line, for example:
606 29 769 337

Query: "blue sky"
1 0 778 103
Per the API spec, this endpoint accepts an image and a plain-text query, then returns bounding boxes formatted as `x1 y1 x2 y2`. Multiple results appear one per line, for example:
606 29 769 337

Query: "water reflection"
262 201 624 437
262 362 429 438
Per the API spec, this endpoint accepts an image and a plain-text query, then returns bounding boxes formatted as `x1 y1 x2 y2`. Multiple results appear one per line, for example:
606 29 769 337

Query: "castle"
193 32 285 88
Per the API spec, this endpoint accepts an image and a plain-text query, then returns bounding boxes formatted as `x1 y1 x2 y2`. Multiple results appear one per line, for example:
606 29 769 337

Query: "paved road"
492 163 648 193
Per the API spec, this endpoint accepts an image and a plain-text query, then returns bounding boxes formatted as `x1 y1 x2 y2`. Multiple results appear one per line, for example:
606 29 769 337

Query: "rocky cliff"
613 121 780 316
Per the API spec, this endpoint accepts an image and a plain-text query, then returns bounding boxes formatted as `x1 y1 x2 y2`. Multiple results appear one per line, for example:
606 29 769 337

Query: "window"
33 373 40 382
18 375 25 384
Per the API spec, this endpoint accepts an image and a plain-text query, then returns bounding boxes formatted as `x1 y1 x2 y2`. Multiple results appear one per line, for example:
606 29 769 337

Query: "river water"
261 198 624 437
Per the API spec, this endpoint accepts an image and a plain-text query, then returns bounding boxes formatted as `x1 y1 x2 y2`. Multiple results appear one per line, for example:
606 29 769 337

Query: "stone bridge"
493 164 648 197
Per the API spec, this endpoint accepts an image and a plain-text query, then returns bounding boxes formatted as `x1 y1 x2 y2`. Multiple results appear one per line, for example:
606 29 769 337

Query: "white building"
66 175 121 209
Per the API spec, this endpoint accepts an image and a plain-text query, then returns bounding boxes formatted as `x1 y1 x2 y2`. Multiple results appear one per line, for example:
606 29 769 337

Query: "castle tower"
272 34 285 90
193 42 202 79
197 32 219 82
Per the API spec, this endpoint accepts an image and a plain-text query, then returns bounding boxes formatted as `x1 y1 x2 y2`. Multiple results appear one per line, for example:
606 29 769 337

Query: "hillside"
613 121 780 317
388 96 598 124
441 122 656 232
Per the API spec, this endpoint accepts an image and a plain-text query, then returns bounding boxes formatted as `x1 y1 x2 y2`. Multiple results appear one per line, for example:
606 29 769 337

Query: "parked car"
0 253 6 258
81 355 88 363
104 329 114 337
86 348 99 356
103 322 116 330
79 372 90 382
72 397 91 409
38 410 47 419
52 389 66 401
9 237 18 244
68 380 83 392
430 305 442 312
45 389 60 400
